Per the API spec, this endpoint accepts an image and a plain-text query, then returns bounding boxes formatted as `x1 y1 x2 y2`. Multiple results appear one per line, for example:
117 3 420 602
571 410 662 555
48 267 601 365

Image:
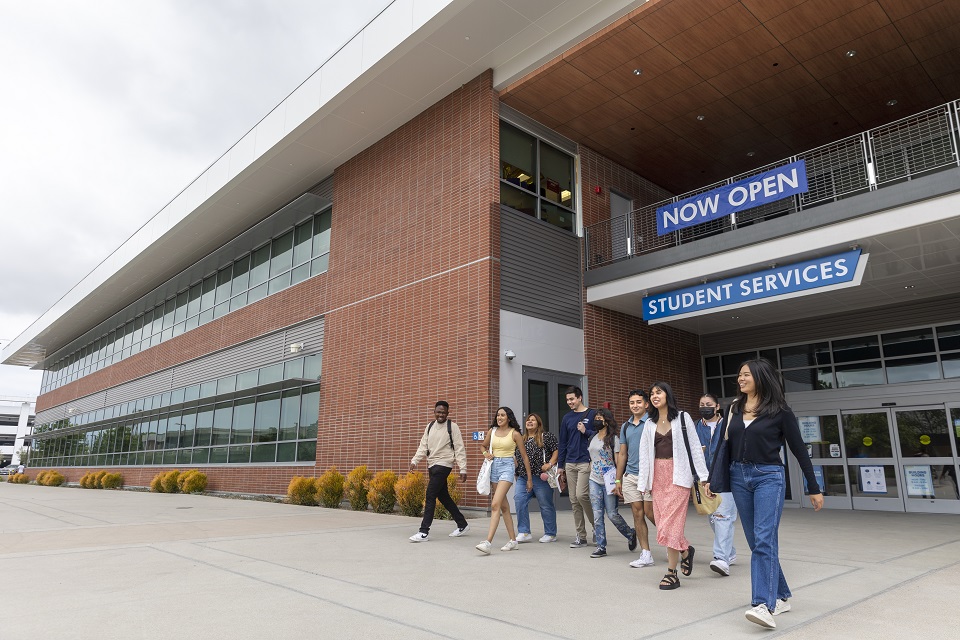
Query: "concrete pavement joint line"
879 537 960 564
632 565 863 640
150 546 460 640
190 541 580 640
779 559 960 636
0 500 101 526
0 496 113 523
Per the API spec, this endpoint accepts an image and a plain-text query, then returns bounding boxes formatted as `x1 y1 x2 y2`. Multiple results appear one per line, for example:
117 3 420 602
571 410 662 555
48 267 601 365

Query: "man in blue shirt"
695 393 737 576
557 386 596 548
614 389 656 567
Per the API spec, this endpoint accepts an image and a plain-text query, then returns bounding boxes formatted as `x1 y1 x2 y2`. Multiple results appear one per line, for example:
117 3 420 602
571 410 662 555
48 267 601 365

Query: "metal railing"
584 101 960 270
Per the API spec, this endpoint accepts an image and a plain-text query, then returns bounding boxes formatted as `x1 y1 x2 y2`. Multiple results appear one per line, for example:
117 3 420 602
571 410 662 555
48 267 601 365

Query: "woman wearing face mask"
513 413 559 543
587 408 636 558
704 358 823 629
694 394 738 577
637 382 709 590
476 407 533 554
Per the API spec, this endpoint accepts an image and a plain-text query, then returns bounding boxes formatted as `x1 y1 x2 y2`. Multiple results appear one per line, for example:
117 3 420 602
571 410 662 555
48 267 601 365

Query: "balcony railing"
584 100 960 270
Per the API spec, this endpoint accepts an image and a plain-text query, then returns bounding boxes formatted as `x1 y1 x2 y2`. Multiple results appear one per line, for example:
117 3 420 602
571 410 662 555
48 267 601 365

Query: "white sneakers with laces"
629 549 655 568
409 532 429 542
501 539 519 551
539 534 557 543
710 558 731 576
448 524 470 537
516 532 533 543
745 604 776 629
773 599 791 615
475 540 492 554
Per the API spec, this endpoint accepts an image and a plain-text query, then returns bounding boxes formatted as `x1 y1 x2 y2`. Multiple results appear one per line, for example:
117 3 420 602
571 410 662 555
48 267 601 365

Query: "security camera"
504 350 516 361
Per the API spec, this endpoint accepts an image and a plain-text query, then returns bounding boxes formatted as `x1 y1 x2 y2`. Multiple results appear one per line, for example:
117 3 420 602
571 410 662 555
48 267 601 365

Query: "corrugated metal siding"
37 317 324 424
500 206 582 328
307 175 334 201
701 296 959 355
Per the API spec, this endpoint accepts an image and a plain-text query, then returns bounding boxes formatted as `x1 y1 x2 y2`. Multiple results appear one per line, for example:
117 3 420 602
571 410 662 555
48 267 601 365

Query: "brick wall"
579 144 704 420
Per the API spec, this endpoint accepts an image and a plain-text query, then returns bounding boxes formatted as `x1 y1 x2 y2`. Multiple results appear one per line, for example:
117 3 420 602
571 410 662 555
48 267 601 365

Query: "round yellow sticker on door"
919 435 931 445
863 436 873 447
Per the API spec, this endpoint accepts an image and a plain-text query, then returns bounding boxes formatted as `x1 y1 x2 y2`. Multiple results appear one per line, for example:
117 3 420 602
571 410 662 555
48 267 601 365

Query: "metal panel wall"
308 175 334 201
500 206 582 328
37 317 324 424
701 296 958 355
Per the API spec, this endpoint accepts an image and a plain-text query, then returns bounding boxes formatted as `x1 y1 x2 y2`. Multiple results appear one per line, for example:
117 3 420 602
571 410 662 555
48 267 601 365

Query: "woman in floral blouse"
514 413 559 543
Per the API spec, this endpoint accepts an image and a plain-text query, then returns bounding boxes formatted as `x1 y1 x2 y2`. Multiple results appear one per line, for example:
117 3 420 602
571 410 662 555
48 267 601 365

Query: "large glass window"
499 120 576 232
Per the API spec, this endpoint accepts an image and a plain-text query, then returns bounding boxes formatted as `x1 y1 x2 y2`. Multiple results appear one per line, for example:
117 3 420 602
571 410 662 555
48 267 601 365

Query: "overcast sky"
0 0 390 399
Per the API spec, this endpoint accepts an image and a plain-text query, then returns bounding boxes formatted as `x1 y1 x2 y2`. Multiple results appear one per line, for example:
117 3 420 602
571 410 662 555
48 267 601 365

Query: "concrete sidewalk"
2 483 958 638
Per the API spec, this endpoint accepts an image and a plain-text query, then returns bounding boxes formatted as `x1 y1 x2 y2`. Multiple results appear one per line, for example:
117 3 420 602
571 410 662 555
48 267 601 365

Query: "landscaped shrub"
434 472 462 520
79 472 94 488
367 470 398 514
161 470 181 493
345 465 372 511
395 471 426 518
8 473 30 484
316 467 345 509
287 476 319 506
101 472 124 489
36 470 65 487
150 472 166 492
178 470 208 494
93 470 109 489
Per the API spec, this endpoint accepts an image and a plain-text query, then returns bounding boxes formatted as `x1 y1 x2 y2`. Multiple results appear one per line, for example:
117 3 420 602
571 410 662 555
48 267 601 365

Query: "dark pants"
420 465 467 534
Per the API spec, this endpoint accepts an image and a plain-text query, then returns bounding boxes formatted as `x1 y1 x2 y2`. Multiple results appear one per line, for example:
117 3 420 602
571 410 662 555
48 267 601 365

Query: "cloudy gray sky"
0 0 390 398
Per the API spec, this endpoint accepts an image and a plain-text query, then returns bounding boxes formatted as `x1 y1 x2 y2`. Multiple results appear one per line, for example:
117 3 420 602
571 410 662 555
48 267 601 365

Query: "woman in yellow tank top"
475 406 532 554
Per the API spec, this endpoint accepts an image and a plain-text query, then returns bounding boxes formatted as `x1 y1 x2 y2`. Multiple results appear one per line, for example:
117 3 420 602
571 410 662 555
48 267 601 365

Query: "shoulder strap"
679 412 700 483
724 404 733 441
426 420 436 456
447 421 454 450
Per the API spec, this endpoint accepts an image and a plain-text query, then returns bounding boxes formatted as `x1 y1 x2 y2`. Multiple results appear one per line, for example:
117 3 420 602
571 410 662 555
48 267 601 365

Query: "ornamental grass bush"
150 472 166 493
8 473 30 484
36 470 65 487
79 472 95 488
434 472 462 520
161 470 181 493
101 472 124 489
93 470 109 489
287 476 319 506
177 470 208 494
367 470 398 514
316 467 345 509
395 471 426 518
345 465 372 511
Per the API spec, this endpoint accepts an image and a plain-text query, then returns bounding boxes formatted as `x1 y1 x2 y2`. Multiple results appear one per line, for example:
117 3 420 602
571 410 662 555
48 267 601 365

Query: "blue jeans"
710 492 737 563
589 479 634 550
514 474 557 536
731 462 790 612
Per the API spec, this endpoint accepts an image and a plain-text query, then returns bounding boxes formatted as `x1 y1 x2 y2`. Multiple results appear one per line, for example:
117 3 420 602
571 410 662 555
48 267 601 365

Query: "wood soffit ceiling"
500 0 960 194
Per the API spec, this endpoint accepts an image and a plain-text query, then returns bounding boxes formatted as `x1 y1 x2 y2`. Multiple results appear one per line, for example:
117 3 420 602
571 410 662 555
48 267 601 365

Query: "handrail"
585 101 960 269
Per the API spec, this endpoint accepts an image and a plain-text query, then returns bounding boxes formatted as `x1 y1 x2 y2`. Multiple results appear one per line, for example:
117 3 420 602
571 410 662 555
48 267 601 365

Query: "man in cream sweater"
409 401 469 541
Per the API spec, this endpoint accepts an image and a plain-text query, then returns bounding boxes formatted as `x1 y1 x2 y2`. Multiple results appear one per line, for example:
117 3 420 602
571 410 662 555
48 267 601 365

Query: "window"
499 120 577 232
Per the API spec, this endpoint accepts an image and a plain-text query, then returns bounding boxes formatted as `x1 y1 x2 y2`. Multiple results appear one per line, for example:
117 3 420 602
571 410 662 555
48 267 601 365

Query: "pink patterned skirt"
652 458 690 551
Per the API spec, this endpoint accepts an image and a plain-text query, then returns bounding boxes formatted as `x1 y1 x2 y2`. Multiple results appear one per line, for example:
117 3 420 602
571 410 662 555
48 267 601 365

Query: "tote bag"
680 413 722 515
476 458 492 496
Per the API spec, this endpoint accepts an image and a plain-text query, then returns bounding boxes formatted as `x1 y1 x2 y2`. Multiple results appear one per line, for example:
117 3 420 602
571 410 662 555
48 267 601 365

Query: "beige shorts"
622 474 653 503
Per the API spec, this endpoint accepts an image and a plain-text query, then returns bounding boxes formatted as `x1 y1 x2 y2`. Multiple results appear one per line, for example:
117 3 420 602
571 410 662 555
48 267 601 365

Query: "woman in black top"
705 357 823 630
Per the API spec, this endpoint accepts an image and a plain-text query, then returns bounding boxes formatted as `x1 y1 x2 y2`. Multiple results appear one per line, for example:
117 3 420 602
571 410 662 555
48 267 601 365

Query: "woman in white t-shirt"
587 408 636 558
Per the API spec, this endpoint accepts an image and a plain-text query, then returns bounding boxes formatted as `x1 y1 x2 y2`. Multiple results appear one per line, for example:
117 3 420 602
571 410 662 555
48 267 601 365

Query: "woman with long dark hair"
514 413 559 543
476 406 532 554
705 358 823 629
636 382 708 590
586 408 636 558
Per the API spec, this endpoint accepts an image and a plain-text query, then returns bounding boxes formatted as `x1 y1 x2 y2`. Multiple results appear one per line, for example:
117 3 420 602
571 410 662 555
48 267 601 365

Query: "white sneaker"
745 604 776 629
409 532 429 542
501 539 519 551
773 599 791 616
730 554 737 565
539 535 557 543
475 540 492 554
516 532 533 543
710 559 730 576
629 549 655 568
449 524 470 537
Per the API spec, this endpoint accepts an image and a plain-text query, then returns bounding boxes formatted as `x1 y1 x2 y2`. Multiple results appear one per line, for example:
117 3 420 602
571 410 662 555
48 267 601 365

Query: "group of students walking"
408 357 823 630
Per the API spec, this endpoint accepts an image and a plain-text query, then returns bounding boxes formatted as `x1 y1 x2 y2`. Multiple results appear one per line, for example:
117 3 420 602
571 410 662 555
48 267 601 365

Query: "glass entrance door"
842 410 905 511
894 406 960 514
796 412 851 509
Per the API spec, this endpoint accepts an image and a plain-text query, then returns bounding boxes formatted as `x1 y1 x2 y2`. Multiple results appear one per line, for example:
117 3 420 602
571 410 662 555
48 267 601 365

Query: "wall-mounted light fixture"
289 343 305 353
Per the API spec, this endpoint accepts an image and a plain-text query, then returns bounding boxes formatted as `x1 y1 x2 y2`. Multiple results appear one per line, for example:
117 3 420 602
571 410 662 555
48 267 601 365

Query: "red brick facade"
579 145 705 419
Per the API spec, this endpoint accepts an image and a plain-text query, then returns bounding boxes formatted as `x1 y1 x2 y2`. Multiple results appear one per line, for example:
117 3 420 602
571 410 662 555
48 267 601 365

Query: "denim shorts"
490 457 516 483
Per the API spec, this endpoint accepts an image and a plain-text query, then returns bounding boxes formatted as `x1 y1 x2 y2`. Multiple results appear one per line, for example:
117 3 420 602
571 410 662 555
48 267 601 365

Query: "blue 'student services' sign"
657 160 808 235
643 249 868 323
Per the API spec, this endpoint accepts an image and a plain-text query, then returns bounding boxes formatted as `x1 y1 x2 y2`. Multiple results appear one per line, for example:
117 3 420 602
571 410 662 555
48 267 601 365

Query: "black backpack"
426 420 455 456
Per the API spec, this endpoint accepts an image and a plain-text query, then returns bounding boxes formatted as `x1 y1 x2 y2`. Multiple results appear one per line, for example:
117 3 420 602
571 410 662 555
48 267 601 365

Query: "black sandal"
681 545 695 576
659 568 680 590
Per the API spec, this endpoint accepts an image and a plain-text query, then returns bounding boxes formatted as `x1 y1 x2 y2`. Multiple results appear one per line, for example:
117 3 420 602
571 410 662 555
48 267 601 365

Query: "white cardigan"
636 412 709 491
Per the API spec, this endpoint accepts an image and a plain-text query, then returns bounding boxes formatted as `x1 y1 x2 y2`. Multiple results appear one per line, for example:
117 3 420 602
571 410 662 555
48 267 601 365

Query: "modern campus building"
0 396 35 468
4 0 959 512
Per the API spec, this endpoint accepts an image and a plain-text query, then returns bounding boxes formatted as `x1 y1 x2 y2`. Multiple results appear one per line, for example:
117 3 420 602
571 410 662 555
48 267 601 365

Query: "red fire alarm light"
594 185 602 195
